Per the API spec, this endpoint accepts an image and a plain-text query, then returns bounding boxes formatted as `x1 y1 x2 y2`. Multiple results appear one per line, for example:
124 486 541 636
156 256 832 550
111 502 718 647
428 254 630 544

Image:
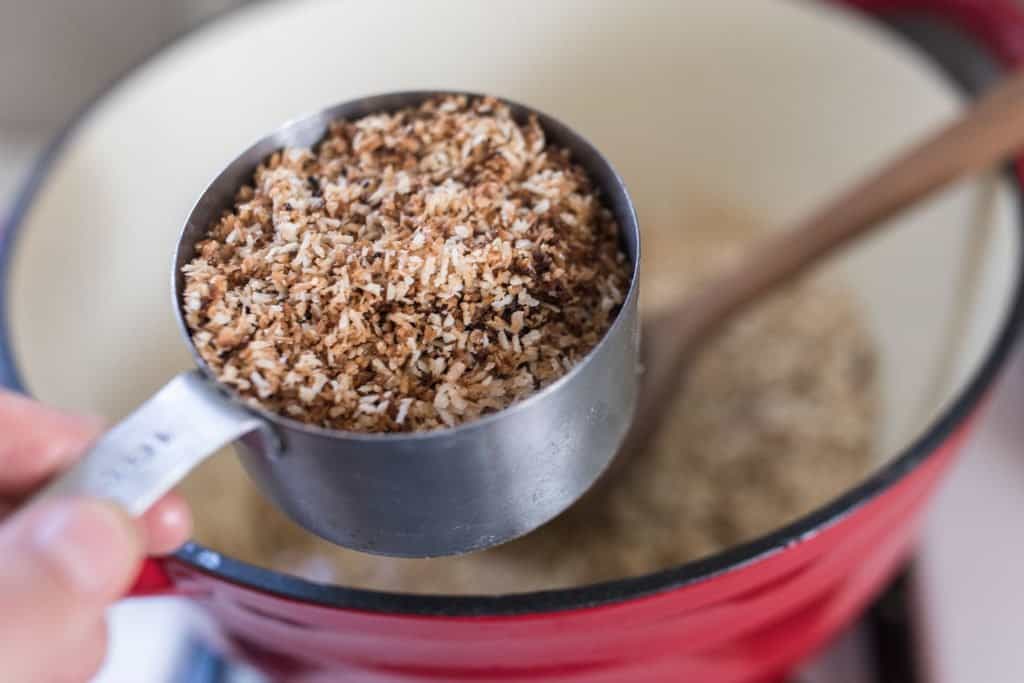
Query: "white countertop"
917 345 1024 683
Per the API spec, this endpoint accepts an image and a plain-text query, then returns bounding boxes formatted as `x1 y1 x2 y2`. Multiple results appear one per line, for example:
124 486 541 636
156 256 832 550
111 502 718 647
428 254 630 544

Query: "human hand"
0 390 192 682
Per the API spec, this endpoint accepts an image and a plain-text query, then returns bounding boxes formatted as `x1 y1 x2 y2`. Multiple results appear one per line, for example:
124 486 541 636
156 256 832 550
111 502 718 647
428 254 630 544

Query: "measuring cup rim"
170 89 641 443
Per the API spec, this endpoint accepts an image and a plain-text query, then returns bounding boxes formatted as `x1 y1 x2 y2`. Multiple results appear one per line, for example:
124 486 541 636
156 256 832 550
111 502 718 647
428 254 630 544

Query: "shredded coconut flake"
182 95 628 432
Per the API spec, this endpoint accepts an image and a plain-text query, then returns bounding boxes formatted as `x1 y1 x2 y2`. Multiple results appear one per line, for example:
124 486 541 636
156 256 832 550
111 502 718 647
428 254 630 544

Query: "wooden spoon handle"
628 68 1024 448
662 67 1024 347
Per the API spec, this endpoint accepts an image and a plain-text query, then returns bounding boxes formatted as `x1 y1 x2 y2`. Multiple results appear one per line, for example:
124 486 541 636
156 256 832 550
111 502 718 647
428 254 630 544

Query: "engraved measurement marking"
587 401 610 424
94 430 176 489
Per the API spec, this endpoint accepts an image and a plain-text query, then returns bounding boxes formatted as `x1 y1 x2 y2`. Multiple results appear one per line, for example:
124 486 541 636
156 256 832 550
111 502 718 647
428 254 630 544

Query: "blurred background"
4 2 1024 682
0 0 246 205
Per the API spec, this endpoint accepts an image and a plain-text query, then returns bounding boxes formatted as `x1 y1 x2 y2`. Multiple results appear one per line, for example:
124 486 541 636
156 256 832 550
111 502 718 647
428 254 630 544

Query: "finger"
43 619 109 683
140 491 192 556
0 497 141 681
1 493 191 557
0 390 104 495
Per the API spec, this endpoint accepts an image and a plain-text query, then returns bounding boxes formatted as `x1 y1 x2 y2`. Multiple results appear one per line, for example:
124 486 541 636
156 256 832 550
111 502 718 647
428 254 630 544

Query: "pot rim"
1 0 1022 618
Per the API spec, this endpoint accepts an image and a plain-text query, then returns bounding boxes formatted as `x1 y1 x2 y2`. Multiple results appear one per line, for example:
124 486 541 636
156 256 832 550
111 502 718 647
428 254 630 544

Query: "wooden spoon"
622 68 1024 465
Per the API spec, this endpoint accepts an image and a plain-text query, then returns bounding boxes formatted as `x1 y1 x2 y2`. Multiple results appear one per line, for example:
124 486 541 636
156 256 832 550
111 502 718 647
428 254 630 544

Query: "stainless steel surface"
32 372 269 515
37 91 641 557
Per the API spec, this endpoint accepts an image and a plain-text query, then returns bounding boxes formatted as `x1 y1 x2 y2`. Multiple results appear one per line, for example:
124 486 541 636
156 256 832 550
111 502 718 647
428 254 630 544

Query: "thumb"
0 498 141 675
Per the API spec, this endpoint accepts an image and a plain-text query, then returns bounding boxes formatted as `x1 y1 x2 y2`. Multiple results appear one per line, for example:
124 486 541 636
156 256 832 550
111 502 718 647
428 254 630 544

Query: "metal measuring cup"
32 92 641 558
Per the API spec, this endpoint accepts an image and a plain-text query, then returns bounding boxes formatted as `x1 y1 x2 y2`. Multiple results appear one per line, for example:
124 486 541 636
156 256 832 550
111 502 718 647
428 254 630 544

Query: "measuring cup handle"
28 370 269 516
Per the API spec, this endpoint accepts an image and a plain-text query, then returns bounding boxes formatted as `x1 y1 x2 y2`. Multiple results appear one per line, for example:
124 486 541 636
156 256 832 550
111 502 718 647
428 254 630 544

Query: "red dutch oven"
3 1 1024 681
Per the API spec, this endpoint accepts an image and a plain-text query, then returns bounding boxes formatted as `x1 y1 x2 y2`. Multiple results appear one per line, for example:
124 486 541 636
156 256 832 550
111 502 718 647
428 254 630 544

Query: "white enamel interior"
4 0 1020 527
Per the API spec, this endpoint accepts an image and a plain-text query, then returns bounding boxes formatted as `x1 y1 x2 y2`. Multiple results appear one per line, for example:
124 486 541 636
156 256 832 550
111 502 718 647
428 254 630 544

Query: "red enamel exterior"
119 1 1024 681
169 418 971 682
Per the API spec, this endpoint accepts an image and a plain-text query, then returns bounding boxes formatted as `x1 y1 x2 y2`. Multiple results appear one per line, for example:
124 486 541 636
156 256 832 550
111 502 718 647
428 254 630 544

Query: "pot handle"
128 558 174 596
28 370 267 515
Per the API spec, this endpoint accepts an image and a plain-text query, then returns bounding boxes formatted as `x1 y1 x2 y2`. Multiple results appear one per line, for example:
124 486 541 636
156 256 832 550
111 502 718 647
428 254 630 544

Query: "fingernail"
29 499 139 594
